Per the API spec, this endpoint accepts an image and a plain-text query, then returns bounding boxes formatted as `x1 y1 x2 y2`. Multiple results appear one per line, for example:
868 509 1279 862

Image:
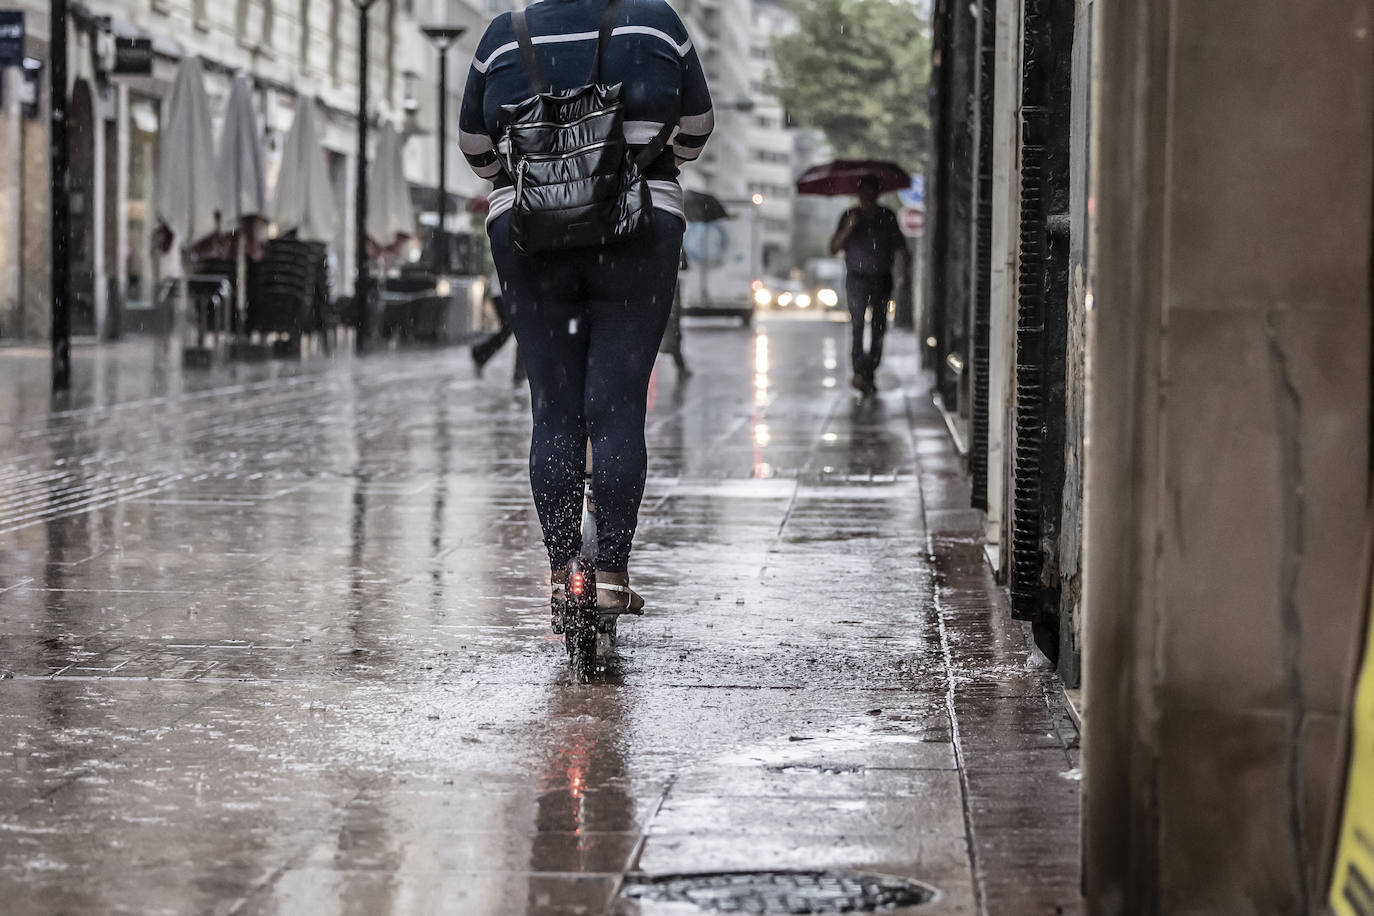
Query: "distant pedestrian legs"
658 252 691 379
471 276 525 386
846 271 892 392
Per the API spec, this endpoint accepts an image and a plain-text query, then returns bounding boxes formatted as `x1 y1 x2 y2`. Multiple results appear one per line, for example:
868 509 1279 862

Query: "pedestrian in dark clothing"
658 250 691 379
461 0 713 615
829 176 912 395
470 271 526 385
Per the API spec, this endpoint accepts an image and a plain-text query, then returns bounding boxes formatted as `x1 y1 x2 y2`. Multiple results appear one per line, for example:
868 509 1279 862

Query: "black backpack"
500 0 674 254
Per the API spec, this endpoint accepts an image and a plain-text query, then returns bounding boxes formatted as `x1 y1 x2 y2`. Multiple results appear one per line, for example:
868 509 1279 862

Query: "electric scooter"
556 442 642 678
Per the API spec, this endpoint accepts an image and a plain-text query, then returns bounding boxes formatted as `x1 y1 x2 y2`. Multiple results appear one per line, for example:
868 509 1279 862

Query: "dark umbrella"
684 189 730 223
795 159 911 196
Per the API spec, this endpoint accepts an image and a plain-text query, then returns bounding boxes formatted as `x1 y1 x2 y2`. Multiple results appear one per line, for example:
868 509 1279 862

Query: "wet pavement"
0 319 1080 915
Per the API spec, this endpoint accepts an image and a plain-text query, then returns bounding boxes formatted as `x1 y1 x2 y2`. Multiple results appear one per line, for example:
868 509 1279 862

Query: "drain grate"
620 870 936 913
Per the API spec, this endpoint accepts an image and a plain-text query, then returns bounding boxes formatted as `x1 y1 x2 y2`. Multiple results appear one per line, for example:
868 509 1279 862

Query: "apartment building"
741 0 791 276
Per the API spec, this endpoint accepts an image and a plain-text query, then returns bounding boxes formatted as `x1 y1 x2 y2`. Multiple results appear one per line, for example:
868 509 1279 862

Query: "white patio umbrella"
274 99 338 243
154 57 218 346
217 73 268 329
366 122 416 256
155 57 218 251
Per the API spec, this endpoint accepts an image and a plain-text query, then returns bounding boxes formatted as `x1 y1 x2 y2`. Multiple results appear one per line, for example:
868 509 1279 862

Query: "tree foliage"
770 0 930 168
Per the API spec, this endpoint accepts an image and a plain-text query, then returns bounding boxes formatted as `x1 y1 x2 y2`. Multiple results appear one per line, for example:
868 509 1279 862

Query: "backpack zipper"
513 106 619 132
522 139 618 163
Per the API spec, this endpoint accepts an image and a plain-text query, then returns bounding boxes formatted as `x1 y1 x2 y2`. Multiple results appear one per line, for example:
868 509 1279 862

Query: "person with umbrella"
823 171 912 395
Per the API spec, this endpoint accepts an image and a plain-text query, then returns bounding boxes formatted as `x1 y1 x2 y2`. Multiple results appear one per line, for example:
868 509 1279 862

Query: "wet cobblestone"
0 321 1079 915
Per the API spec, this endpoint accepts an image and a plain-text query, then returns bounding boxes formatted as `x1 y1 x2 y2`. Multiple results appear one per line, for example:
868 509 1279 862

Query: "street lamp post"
421 26 465 273
353 0 378 353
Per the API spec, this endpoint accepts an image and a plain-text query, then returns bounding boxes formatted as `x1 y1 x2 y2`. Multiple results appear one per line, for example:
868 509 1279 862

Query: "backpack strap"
589 0 624 84
511 9 550 95
633 119 677 171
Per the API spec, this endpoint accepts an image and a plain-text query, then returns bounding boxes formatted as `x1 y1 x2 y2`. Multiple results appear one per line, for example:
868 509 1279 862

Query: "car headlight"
753 287 772 306
817 287 839 307
795 293 811 308
435 278 452 297
777 292 793 307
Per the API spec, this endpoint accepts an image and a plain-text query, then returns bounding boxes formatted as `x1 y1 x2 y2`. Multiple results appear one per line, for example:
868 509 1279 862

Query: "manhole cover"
620 870 936 913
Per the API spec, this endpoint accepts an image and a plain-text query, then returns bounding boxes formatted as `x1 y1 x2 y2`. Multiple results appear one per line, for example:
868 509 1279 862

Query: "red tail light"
570 571 586 597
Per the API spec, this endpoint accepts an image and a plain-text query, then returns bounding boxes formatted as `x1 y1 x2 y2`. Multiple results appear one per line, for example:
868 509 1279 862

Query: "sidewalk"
0 321 1080 915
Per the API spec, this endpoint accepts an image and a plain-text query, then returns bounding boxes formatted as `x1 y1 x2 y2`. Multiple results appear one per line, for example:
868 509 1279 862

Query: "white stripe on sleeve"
677 109 714 136
471 159 504 179
624 121 677 144
460 129 495 156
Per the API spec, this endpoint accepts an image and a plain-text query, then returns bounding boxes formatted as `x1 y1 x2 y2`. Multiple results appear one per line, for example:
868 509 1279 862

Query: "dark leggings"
846 271 893 378
489 210 684 573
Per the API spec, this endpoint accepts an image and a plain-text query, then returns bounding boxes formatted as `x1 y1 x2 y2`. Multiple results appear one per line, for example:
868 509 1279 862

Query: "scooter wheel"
567 622 597 680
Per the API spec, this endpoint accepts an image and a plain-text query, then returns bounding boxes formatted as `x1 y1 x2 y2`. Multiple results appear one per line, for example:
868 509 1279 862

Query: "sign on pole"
898 175 925 209
0 11 23 68
112 37 153 75
900 205 924 238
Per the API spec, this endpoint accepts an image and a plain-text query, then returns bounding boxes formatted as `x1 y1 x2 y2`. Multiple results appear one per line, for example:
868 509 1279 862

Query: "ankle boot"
596 570 645 614
549 568 568 633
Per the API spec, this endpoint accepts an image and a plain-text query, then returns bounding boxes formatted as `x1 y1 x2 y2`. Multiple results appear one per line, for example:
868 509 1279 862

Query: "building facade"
741 0 790 276
0 0 496 342
0 0 812 343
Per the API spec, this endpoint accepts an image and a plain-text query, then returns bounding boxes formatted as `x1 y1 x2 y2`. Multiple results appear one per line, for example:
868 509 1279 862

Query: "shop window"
299 0 311 71
262 0 276 51
237 0 276 50
385 0 396 102
329 0 341 82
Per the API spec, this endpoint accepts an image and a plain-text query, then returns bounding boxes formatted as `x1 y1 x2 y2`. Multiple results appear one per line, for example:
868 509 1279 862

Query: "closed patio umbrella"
155 57 218 250
217 73 268 330
154 57 218 350
274 99 339 243
366 122 415 257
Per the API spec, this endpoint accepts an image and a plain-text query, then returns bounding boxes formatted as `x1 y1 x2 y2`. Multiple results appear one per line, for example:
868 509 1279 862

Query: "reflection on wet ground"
0 320 1080 915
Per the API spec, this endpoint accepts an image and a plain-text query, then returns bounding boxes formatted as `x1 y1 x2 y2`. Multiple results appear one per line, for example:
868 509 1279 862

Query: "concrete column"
1082 2 1373 912
0 67 22 337
92 83 108 340
984 0 1022 566
114 83 129 308
343 145 356 296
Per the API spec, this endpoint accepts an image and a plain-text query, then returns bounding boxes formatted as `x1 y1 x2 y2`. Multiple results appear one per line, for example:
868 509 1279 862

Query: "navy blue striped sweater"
459 0 714 223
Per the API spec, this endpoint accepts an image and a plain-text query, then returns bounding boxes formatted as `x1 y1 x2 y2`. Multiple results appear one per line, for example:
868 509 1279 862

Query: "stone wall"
1083 1 1373 911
